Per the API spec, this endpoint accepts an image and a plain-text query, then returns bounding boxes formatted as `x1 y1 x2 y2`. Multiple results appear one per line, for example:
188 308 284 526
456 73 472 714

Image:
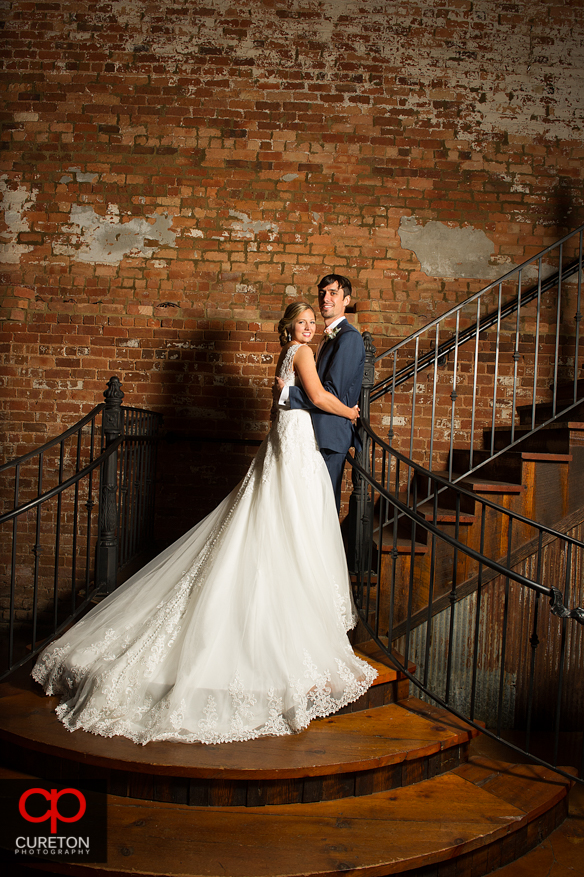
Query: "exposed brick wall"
1 0 583 542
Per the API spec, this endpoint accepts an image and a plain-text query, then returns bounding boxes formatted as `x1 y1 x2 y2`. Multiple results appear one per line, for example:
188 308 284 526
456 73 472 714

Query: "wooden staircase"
0 645 574 876
369 420 584 633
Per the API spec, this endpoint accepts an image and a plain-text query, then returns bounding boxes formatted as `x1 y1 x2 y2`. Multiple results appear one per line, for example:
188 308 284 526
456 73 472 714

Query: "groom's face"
318 281 351 325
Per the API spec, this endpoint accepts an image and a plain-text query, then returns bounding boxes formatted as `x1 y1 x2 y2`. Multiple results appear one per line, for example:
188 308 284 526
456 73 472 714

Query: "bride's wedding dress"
32 344 376 745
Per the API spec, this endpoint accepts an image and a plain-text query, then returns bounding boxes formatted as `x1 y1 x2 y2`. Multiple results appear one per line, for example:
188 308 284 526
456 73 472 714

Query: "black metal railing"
348 226 584 782
372 223 584 480
0 378 161 679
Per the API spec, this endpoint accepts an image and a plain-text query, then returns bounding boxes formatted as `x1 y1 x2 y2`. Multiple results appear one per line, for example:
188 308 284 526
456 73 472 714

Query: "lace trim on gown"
32 342 377 745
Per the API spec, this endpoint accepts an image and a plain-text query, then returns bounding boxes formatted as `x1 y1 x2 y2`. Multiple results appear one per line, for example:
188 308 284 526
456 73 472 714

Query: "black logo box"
0 780 107 864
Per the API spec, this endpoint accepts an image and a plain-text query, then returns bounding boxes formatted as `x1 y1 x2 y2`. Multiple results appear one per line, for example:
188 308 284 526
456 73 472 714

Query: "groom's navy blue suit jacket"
288 319 365 455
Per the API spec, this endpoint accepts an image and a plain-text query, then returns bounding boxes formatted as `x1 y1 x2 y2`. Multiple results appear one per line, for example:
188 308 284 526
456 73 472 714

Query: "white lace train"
32 345 376 744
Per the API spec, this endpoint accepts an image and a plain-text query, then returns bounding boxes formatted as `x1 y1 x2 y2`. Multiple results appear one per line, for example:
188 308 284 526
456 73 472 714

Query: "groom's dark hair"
318 274 352 299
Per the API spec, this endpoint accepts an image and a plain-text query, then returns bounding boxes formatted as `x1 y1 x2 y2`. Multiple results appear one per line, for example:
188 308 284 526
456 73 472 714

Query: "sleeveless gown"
32 344 376 745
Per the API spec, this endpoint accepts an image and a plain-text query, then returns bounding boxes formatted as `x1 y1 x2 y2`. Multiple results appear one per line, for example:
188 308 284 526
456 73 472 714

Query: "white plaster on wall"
53 204 176 264
92 1 584 143
229 210 279 241
0 177 38 264
398 216 500 279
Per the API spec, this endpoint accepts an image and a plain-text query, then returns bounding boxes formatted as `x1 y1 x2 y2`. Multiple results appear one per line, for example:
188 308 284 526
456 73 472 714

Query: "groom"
278 274 365 512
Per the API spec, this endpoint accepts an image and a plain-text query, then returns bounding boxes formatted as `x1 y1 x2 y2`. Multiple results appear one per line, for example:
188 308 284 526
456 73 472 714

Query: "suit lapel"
317 319 349 372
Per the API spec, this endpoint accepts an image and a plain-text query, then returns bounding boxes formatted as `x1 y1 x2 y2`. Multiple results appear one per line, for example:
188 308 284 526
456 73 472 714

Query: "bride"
32 302 377 745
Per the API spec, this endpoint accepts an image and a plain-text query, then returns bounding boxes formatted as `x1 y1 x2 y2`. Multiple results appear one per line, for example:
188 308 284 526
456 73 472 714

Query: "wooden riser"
0 759 572 877
0 672 478 806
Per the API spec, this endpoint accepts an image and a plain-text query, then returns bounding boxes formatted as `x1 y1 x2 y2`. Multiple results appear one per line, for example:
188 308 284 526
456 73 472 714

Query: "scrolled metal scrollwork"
549 587 584 624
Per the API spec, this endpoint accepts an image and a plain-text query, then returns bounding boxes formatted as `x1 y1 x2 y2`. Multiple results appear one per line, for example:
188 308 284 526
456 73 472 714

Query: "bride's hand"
349 405 360 426
272 377 285 402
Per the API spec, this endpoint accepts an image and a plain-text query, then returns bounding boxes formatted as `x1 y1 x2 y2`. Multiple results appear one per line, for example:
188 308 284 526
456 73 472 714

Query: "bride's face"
292 309 317 345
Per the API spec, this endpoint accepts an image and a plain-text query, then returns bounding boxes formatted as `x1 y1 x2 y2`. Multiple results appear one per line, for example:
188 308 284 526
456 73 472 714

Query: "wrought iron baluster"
407 337 420 499
444 489 461 704
511 269 523 446
489 283 503 456
31 452 44 653
525 530 544 754
422 482 439 690
553 542 572 766
469 296 481 472
531 258 543 431
447 311 461 481
574 231 583 404
429 323 440 474
71 418 83 611
52 440 65 629
496 515 514 737
552 242 563 417
470 502 487 721
8 464 20 668
84 417 97 590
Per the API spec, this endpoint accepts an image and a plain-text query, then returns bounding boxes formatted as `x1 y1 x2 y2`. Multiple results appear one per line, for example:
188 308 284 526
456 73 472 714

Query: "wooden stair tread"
415 501 475 523
453 756 575 820
0 760 570 877
375 532 429 554
354 646 402 685
517 451 572 462
0 681 475 780
355 641 416 678
450 473 525 494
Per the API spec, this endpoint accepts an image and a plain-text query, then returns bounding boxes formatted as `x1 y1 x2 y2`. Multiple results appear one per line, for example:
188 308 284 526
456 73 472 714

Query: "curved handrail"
358 621 582 786
347 436 584 782
0 437 123 526
0 404 105 472
1 380 162 681
371 222 584 385
360 418 584 558
349 436 584 623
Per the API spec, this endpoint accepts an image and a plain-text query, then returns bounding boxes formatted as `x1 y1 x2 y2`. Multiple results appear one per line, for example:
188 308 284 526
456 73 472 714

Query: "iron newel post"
96 376 124 594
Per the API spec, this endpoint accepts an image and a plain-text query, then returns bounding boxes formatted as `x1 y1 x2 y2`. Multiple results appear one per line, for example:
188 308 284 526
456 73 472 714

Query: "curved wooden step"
0 668 478 806
0 759 572 877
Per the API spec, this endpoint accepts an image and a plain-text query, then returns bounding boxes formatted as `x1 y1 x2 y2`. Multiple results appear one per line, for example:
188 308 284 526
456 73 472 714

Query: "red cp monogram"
19 788 87 834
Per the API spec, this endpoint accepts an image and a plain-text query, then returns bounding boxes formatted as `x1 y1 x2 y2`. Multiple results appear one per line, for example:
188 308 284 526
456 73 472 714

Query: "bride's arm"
292 345 359 423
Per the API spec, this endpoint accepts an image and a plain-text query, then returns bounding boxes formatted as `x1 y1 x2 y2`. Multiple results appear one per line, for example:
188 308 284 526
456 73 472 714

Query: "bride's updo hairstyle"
278 302 316 347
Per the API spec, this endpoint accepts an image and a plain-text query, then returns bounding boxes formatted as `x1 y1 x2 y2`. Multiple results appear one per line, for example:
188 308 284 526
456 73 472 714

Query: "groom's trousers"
320 449 346 514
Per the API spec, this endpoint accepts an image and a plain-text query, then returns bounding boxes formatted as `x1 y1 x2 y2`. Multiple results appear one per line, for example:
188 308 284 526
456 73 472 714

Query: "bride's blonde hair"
277 302 316 347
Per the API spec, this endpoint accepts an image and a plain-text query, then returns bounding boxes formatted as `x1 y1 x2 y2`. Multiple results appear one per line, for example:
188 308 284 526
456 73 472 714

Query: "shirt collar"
324 316 346 334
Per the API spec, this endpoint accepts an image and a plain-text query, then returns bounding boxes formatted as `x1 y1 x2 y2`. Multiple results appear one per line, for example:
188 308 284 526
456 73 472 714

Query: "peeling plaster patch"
312 213 320 223
229 210 279 241
281 173 298 182
185 227 204 238
76 172 98 184
285 285 298 297
60 169 98 184
93 1 584 144
0 177 38 264
54 204 176 264
235 283 257 299
399 217 500 280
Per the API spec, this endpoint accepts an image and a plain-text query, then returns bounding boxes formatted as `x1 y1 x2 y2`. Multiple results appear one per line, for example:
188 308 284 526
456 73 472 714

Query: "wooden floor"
0 648 576 877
